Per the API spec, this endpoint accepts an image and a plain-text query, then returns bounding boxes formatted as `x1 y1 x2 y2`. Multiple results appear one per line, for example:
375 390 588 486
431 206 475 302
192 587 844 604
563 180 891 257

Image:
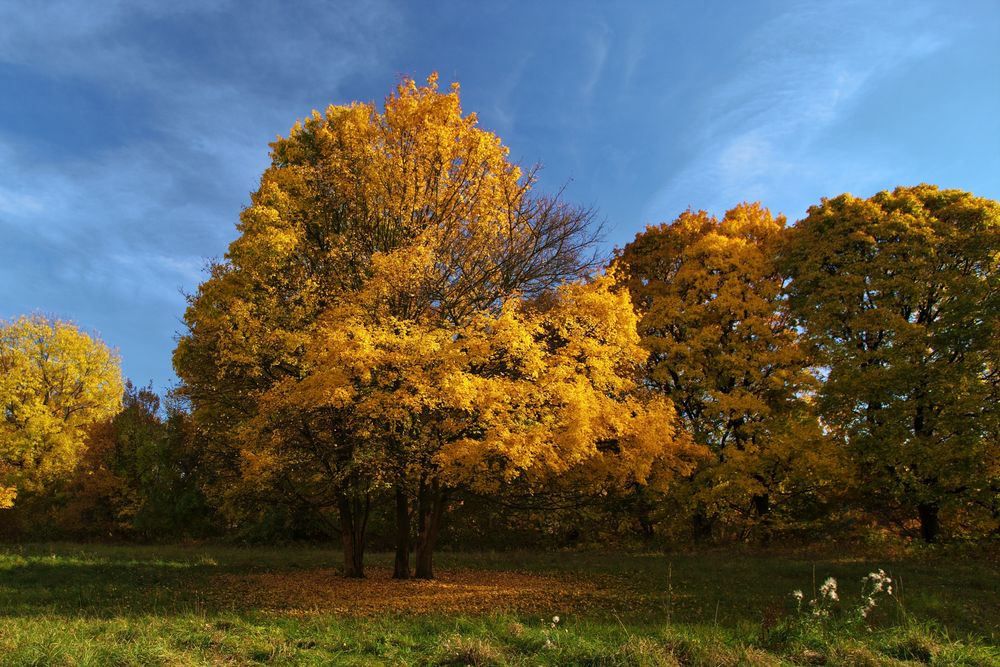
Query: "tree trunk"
917 502 940 543
337 490 369 578
751 492 770 518
749 492 772 545
752 486 771 527
632 484 656 539
638 515 655 539
393 482 411 579
414 478 447 579
912 388 941 545
691 507 714 543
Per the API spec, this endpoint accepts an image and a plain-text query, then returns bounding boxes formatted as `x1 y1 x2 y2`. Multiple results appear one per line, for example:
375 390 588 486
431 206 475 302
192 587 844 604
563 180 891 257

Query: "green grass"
0 543 995 665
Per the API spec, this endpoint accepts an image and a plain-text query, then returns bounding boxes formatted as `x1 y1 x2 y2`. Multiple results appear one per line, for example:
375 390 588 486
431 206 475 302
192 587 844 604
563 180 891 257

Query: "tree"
55 383 213 539
781 185 1000 542
614 204 843 539
0 315 123 507
258 268 703 577
174 74 601 577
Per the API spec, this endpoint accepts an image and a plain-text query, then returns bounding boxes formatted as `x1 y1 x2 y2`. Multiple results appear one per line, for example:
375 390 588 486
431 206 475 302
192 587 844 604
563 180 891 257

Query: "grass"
0 542 995 665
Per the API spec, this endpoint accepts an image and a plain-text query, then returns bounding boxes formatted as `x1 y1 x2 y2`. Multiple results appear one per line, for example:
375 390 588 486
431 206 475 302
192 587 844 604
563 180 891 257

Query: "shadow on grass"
0 548 627 622
0 558 224 618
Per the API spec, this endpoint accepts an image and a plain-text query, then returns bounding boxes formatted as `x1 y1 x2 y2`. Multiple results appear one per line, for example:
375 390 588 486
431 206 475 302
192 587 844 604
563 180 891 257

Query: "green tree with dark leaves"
781 185 1000 542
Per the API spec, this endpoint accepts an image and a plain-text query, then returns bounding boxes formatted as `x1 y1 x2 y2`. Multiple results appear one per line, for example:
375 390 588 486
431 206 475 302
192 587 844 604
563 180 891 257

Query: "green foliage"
781 184 1000 542
43 383 215 540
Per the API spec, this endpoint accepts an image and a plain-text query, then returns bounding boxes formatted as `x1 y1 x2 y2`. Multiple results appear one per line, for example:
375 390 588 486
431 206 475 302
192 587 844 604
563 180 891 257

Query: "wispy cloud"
0 0 403 386
580 21 611 102
0 183 44 218
642 0 948 222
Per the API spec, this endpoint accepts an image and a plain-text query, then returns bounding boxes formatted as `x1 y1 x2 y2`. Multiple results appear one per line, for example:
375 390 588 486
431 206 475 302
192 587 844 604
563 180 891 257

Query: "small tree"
56 383 212 539
0 315 123 507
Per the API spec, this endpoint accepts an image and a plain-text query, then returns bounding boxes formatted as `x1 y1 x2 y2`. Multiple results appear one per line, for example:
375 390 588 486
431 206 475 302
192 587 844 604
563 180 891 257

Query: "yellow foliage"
255 261 702 503
0 315 123 504
174 74 606 522
614 203 844 531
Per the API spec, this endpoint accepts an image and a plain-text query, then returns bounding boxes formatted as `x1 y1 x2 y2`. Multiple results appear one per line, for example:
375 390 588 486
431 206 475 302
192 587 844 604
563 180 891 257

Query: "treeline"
2 76 997 572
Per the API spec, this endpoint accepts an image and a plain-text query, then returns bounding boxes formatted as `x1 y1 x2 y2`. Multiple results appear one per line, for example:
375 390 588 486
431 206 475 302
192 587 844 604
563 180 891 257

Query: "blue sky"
2 0 998 390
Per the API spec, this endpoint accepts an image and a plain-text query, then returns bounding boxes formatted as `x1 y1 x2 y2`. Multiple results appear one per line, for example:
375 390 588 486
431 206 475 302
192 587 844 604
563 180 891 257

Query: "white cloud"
580 21 611 102
642 0 948 221
0 184 44 217
0 0 405 385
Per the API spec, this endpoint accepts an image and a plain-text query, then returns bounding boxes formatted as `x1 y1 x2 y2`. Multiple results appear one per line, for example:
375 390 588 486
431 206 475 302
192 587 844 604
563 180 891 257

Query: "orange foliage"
210 566 634 616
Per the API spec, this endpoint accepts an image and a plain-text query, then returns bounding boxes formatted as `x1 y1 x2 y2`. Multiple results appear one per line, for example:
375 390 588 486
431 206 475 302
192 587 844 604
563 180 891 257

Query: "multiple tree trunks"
391 477 449 580
415 479 447 579
338 476 450 580
337 491 369 578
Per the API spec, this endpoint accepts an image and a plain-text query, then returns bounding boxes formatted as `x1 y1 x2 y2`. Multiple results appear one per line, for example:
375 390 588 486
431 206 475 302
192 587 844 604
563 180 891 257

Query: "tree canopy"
0 78 954 550
780 184 1000 541
0 315 123 508
174 74 695 577
614 204 843 537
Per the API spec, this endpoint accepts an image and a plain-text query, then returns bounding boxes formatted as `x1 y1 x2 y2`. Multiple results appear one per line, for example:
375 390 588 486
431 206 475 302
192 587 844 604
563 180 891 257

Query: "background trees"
0 315 123 509
614 204 843 539
52 383 212 540
781 185 1000 542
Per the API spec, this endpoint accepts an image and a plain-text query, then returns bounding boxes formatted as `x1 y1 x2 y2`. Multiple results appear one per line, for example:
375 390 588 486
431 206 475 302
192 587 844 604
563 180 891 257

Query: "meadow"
0 543 995 666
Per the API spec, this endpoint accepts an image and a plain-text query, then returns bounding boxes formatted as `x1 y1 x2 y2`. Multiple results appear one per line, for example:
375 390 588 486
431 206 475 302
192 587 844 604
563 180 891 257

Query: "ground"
0 543 996 665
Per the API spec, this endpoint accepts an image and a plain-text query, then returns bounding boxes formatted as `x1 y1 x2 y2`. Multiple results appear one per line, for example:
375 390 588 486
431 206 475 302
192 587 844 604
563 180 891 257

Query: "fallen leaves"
209 566 638 616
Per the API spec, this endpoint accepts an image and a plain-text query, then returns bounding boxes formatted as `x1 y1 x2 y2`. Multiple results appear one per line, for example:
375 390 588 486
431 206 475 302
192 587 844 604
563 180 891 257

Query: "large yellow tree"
614 204 843 538
257 262 702 577
175 75 610 577
0 315 123 508
781 185 1000 542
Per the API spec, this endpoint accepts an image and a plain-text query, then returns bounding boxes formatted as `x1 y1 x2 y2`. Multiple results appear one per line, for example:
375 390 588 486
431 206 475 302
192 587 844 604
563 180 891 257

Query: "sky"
2 0 998 391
